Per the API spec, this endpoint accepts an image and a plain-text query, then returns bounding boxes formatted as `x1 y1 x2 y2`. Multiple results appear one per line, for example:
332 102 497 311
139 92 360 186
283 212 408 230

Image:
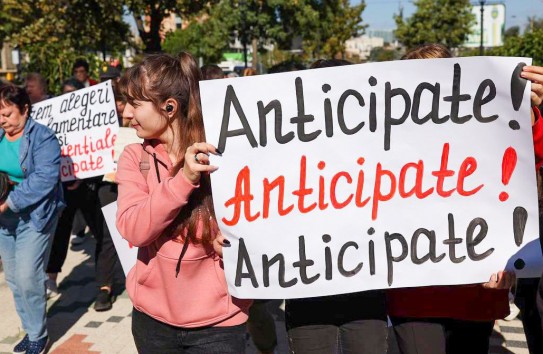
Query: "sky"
359 0 542 31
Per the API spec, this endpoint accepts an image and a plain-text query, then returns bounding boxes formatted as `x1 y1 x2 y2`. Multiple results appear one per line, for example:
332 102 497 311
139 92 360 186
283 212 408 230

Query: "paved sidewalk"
0 236 531 354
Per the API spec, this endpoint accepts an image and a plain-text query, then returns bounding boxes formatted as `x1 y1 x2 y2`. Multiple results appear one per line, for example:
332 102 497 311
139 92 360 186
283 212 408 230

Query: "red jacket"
387 107 543 322
533 107 543 168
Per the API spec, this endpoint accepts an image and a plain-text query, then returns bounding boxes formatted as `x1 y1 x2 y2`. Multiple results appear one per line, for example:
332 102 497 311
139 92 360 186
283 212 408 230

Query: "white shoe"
505 292 520 321
46 279 59 299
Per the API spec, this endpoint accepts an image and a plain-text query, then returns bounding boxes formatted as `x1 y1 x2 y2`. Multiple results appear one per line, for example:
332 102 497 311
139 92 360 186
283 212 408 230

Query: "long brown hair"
119 52 216 245
402 43 452 60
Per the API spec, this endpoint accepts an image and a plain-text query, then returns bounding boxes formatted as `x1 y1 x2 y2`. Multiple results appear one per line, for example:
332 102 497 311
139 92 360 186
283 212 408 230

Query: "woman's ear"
23 104 30 117
163 99 178 116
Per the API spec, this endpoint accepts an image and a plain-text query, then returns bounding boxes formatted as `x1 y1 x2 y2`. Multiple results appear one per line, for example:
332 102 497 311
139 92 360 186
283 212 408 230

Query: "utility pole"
240 0 248 69
479 0 486 55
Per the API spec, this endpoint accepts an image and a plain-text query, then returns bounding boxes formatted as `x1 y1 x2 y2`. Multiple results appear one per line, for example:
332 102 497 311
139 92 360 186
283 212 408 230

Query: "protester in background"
61 78 84 94
0 85 64 354
201 64 225 80
73 59 97 87
62 77 97 246
109 57 123 71
25 73 49 104
92 63 126 312
45 78 87 298
283 58 388 354
116 52 251 353
98 64 126 125
387 43 543 354
99 64 122 84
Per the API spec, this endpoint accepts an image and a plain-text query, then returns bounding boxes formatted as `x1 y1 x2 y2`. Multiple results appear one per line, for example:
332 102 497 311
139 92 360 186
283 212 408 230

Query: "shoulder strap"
139 144 150 180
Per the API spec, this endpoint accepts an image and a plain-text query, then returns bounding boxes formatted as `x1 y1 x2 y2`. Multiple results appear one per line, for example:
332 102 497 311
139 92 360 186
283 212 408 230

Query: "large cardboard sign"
32 81 119 181
102 201 137 275
200 57 542 299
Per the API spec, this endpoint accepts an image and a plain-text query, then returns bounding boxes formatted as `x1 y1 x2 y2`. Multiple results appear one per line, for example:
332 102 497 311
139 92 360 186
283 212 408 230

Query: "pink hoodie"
116 140 251 328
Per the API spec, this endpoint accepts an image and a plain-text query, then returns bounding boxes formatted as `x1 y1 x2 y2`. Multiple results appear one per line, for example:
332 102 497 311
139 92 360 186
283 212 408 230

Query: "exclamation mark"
509 62 529 130
513 206 527 247
499 147 517 202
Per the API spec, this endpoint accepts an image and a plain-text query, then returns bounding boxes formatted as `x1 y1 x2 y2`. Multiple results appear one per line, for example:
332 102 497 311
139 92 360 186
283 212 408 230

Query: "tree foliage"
125 0 180 53
297 0 365 59
368 47 401 62
0 0 129 94
163 1 234 64
395 0 475 50
483 27 543 66
163 0 366 65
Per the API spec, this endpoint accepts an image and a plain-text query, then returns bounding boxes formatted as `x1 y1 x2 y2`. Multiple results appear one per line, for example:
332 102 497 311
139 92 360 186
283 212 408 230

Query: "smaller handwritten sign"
102 201 137 275
32 81 119 181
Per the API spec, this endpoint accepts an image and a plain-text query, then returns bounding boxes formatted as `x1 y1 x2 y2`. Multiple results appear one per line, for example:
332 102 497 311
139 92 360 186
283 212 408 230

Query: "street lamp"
479 0 486 55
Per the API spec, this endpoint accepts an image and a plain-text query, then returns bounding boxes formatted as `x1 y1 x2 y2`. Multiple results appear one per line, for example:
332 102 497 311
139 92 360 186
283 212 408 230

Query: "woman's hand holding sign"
182 142 221 184
213 232 231 258
482 270 516 290
521 65 543 125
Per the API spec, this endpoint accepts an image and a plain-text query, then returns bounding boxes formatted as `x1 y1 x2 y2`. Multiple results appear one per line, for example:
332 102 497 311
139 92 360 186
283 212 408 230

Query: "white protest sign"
102 201 137 275
32 81 119 181
200 57 542 299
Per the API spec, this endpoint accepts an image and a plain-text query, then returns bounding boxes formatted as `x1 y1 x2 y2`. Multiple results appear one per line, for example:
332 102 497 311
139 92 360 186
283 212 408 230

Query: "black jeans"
286 291 387 354
47 181 102 273
390 317 494 354
95 183 124 288
132 308 246 354
516 277 543 353
247 299 277 353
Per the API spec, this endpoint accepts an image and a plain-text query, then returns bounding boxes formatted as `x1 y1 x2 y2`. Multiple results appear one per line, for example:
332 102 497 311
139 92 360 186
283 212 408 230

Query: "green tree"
164 0 366 67
295 0 366 59
163 0 301 65
163 12 233 64
504 26 520 39
0 0 130 93
368 46 401 62
125 0 180 53
395 0 475 50
526 17 543 32
164 1 250 64
484 28 543 66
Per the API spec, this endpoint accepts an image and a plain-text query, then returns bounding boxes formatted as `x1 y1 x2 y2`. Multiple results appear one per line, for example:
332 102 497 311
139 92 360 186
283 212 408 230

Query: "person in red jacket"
387 43 543 354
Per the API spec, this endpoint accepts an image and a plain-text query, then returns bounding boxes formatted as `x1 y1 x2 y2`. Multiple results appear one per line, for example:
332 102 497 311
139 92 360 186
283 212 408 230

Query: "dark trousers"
516 278 543 353
131 308 246 354
247 300 277 353
46 182 102 273
46 181 123 290
95 183 123 288
286 291 387 354
390 317 494 354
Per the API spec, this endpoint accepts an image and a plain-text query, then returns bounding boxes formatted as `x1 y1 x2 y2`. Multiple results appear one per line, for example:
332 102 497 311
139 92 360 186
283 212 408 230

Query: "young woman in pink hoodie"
115 52 252 353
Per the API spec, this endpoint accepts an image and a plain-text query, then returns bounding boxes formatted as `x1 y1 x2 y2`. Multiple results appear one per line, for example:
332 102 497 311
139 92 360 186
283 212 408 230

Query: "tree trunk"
251 38 258 70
